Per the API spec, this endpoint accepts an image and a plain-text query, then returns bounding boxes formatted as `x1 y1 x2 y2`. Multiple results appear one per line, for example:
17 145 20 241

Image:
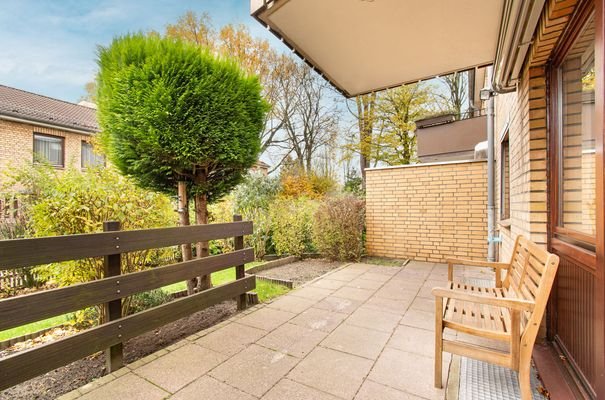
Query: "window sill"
499 219 512 229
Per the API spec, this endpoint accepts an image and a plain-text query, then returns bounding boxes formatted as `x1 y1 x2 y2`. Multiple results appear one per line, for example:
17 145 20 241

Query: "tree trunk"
194 192 212 290
177 181 196 295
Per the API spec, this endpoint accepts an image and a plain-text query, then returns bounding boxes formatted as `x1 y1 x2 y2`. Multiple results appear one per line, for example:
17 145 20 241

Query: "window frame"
548 3 598 258
499 129 511 224
33 132 65 168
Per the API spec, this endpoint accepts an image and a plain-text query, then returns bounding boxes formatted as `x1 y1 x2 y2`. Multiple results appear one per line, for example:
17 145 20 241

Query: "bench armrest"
432 287 535 312
446 258 509 286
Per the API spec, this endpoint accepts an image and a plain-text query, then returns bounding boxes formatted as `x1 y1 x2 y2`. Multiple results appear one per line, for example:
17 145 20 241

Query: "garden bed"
253 258 344 286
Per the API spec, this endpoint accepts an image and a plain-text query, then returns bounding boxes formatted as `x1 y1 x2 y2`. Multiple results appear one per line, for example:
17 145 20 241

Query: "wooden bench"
432 236 559 400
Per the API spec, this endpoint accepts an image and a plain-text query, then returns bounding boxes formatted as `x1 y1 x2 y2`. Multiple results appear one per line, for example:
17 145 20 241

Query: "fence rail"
0 217 255 391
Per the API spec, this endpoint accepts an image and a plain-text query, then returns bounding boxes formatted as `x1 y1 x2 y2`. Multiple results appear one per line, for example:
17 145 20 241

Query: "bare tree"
438 71 469 118
279 64 340 173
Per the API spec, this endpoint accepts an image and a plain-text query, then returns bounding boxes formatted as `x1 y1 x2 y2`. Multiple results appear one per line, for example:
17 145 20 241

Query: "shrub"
233 173 280 259
233 173 280 211
6 164 177 322
312 195 365 261
208 195 235 255
280 173 316 198
269 197 318 257
127 289 173 315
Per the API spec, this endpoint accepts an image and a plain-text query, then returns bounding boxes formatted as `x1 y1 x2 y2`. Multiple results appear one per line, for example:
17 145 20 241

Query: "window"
81 141 105 168
33 133 64 167
556 12 596 240
500 131 510 221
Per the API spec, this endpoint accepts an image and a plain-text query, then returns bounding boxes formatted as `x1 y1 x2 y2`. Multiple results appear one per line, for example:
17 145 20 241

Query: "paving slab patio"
59 261 461 400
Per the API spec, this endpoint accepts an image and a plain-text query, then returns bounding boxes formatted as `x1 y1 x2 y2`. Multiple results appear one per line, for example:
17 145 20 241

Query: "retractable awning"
251 0 544 97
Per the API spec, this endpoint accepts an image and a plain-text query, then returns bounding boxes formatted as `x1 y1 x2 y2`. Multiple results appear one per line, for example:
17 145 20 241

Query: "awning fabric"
252 0 504 97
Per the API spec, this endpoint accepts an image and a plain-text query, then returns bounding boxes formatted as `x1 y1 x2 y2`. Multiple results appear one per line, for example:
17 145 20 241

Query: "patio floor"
58 261 499 400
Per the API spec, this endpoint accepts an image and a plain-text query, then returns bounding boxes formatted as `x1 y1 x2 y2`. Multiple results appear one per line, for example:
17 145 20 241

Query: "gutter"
492 0 545 92
0 114 97 135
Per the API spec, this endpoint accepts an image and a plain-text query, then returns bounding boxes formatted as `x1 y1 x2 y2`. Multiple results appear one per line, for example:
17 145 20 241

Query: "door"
548 1 605 398
548 0 605 397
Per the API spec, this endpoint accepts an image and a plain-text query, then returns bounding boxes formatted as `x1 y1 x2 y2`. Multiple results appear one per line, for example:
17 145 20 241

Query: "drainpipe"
485 66 497 262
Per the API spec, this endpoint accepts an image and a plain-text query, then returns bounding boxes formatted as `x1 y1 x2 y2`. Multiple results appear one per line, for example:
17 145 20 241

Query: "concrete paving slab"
169 375 256 400
363 296 411 315
400 308 435 331
359 272 393 282
310 278 348 290
134 343 226 393
78 373 168 400
261 378 341 400
346 306 401 333
409 296 435 313
314 296 364 314
290 307 348 332
267 295 317 314
355 380 424 400
289 286 335 301
369 347 447 400
346 277 385 290
387 325 435 358
321 324 391 360
332 286 376 301
237 307 296 331
288 347 373 399
257 322 328 358
209 344 299 397
195 322 266 356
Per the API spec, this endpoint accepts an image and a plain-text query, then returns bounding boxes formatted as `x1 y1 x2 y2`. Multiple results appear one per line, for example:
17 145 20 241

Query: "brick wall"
365 160 487 262
494 0 578 261
0 119 93 184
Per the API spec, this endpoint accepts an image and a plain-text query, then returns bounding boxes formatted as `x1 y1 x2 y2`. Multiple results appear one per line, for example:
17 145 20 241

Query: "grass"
0 260 286 342
161 260 289 302
0 314 71 342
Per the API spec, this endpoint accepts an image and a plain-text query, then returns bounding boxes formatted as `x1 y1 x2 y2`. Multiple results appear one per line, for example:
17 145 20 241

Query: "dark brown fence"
0 217 255 391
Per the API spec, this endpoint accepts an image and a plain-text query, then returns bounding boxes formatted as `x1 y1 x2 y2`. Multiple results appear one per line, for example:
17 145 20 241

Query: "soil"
257 258 344 286
0 258 344 400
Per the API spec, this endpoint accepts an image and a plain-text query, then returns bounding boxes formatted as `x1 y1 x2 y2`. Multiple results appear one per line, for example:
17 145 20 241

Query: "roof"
0 84 99 133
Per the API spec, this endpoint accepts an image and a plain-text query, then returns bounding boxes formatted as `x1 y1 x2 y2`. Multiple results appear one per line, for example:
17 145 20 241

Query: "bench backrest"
504 236 559 342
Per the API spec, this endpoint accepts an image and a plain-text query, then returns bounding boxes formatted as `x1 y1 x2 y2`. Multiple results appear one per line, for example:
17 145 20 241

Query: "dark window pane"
33 134 64 167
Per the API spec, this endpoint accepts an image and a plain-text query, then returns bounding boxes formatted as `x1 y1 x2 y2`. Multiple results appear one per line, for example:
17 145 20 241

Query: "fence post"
103 220 123 372
233 215 247 310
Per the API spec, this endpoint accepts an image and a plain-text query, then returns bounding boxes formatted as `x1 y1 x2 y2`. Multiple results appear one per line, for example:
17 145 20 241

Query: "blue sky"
0 0 280 103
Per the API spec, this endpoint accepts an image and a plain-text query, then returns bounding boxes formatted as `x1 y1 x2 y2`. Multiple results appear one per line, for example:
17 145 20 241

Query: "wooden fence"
0 216 255 391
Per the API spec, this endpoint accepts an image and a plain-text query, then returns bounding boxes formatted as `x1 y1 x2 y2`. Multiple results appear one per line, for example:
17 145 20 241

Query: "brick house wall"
365 160 487 262
494 0 578 261
0 119 93 184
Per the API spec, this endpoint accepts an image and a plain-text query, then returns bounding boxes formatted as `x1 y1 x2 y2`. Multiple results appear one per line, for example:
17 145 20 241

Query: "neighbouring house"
0 84 103 180
252 0 605 398
250 160 271 176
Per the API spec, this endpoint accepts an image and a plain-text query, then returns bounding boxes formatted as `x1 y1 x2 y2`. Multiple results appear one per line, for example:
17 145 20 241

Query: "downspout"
486 66 497 262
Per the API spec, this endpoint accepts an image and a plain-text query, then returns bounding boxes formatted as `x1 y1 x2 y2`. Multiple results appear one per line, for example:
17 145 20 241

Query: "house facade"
494 1 602 396
252 0 605 397
0 85 102 183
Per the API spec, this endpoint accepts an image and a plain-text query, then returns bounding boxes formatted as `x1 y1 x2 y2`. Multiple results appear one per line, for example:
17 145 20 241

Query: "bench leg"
519 350 532 400
434 296 443 388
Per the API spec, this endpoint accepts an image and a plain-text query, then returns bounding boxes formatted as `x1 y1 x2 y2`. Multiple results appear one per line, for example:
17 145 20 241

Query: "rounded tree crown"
97 33 268 201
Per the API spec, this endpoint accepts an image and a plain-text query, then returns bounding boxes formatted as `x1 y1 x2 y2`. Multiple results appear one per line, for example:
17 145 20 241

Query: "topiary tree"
97 33 267 293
